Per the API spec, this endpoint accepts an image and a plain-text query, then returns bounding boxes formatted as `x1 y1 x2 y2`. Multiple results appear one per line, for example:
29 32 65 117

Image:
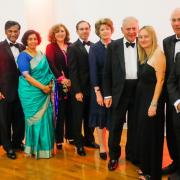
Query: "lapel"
76 39 89 55
169 35 176 60
116 38 126 74
4 39 15 61
136 38 140 74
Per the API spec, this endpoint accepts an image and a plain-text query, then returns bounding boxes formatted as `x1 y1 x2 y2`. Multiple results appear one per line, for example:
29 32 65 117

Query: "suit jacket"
103 38 139 108
163 34 177 80
167 52 180 105
46 42 70 78
0 40 25 102
68 39 92 95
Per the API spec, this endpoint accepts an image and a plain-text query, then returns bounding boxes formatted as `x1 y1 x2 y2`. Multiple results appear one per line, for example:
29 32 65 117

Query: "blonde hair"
138 26 158 64
95 18 114 37
48 24 70 43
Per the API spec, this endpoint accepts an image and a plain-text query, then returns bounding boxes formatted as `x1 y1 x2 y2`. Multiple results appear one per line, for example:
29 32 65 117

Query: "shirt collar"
79 38 89 44
6 38 17 45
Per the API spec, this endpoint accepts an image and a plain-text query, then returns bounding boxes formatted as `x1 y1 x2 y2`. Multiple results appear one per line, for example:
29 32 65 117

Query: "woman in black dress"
89 18 114 160
46 24 74 150
135 26 166 179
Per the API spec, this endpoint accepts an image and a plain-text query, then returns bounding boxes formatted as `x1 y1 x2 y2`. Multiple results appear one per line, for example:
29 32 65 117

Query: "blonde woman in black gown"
135 26 166 180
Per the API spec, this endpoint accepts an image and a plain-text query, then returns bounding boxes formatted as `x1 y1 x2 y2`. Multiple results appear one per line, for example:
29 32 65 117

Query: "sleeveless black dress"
134 63 164 180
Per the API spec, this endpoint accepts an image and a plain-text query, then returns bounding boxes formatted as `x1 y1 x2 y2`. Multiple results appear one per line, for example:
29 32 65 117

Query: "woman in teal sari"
17 30 54 159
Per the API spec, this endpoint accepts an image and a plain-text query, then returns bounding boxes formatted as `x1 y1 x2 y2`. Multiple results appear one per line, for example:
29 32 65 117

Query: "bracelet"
150 102 158 107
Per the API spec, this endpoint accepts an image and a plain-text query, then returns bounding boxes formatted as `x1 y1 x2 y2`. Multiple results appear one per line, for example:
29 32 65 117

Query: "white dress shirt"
123 38 138 79
6 39 20 66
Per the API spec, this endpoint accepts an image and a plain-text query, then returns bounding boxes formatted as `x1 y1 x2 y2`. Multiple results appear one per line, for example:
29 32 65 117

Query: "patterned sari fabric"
18 52 54 159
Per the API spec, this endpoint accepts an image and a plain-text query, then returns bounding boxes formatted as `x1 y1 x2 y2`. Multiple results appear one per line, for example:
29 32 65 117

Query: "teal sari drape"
18 52 54 159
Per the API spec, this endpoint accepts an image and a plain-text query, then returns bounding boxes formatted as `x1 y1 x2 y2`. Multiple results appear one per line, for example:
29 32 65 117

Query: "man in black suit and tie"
167 53 180 180
0 21 25 159
162 8 180 177
68 20 99 156
103 17 139 170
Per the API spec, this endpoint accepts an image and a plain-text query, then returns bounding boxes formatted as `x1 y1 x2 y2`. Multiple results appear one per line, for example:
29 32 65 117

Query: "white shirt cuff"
174 99 180 113
104 96 112 99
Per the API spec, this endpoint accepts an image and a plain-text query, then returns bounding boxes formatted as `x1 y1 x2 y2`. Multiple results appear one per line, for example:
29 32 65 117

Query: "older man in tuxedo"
162 8 180 177
103 17 139 170
0 21 25 159
68 20 99 156
168 52 180 180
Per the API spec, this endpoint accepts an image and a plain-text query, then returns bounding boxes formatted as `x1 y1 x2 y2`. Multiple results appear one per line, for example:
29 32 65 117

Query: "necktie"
175 38 180 43
125 42 135 48
9 43 19 48
83 41 91 46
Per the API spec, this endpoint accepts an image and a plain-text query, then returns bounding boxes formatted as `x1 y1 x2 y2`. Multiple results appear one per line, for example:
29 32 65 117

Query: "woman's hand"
42 85 51 94
61 78 71 87
148 105 157 117
96 91 104 106
0 92 5 100
42 81 53 94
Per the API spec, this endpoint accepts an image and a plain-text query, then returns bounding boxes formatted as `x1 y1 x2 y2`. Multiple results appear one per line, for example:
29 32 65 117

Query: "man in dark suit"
103 17 139 170
167 52 180 180
162 8 180 177
0 21 25 159
68 20 99 156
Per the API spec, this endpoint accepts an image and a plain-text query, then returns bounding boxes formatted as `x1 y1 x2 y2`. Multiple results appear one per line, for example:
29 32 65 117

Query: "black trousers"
162 93 178 165
71 93 94 147
108 80 137 160
56 96 74 143
0 96 25 151
173 111 180 173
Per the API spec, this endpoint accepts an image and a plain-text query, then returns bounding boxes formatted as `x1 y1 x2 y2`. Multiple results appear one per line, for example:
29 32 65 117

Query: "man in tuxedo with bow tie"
0 21 25 159
68 20 99 156
103 17 139 170
163 8 180 180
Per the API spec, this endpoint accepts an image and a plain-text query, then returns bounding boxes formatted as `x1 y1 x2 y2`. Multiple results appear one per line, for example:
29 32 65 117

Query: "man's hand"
177 103 180 112
75 92 83 102
104 97 112 108
0 92 5 100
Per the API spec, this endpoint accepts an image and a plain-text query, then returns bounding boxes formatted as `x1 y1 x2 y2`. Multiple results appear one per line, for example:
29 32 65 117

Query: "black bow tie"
175 38 180 43
83 41 91 46
9 43 19 48
125 42 135 48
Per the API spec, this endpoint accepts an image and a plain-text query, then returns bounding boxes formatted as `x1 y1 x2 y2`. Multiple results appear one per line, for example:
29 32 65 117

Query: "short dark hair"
76 20 91 30
5 21 21 31
21 30 41 46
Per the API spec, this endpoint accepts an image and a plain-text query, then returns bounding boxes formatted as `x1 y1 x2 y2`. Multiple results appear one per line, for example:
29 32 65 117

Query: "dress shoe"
84 141 100 149
77 146 86 156
67 139 75 145
108 159 118 171
139 175 151 180
168 173 180 180
162 162 177 175
7 149 16 159
99 152 107 160
56 143 62 150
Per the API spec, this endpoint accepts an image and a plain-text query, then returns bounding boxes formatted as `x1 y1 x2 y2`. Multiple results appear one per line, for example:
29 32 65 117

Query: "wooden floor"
0 130 170 180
